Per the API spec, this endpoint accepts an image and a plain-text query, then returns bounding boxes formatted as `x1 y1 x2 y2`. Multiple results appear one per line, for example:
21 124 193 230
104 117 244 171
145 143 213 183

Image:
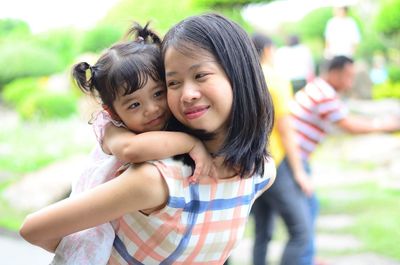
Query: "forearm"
105 129 199 163
20 164 168 253
338 116 400 134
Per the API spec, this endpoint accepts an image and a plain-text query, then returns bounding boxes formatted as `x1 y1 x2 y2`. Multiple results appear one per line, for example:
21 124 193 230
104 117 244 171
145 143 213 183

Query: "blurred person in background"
369 53 388 85
251 33 313 265
324 6 361 59
275 34 315 93
291 55 400 265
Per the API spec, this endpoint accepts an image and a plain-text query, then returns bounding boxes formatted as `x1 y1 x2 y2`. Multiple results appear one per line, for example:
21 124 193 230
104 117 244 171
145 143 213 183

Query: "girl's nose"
181 82 201 104
144 101 160 116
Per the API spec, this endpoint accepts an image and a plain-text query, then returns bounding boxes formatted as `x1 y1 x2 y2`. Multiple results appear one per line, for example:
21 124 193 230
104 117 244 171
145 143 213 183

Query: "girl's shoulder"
253 158 276 197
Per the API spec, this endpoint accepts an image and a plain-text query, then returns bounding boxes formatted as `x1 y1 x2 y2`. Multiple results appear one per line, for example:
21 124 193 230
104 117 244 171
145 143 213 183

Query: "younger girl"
20 14 276 264
52 23 213 265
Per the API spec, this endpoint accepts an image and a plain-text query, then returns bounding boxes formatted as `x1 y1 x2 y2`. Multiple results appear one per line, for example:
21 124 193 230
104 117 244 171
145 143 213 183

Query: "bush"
0 41 63 87
80 24 123 53
2 76 78 120
0 18 30 40
34 28 82 66
372 81 400 99
375 0 400 38
2 77 44 106
102 0 204 35
388 65 400 83
297 7 332 41
17 91 78 121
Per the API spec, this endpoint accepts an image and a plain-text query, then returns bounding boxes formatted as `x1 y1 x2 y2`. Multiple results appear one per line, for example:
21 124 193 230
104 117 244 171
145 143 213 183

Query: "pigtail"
72 62 94 94
126 22 161 45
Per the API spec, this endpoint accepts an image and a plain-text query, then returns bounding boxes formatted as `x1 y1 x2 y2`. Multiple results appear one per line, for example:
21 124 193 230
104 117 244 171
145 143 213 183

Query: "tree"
375 0 400 48
0 18 30 40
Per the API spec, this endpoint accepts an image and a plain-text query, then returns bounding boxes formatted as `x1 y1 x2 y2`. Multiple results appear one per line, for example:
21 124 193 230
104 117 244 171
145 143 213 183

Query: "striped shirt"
109 158 275 265
290 78 348 158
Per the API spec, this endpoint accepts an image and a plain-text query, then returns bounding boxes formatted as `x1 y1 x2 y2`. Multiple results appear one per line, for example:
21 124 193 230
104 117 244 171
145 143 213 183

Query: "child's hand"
189 140 216 183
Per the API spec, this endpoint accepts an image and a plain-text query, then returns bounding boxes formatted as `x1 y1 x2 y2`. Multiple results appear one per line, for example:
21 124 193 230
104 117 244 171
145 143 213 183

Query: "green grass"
0 117 94 174
319 182 400 260
0 116 95 231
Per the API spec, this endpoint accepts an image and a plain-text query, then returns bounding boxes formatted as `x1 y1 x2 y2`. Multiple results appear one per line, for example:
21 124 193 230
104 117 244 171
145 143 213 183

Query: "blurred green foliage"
375 0 400 38
373 65 400 99
2 77 78 120
81 24 124 53
101 0 268 35
0 18 30 39
297 7 332 41
102 0 203 34
0 41 63 87
34 28 82 66
18 91 77 120
195 0 269 8
372 82 400 99
388 65 400 83
2 77 43 106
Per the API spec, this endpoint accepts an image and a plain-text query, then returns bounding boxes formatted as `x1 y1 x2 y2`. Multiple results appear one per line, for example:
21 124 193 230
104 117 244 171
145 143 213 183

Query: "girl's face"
112 78 171 133
164 47 233 138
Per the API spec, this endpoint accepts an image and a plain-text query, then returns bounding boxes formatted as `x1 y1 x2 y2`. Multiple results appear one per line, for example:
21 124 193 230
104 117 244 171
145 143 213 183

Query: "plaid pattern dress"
109 158 275 265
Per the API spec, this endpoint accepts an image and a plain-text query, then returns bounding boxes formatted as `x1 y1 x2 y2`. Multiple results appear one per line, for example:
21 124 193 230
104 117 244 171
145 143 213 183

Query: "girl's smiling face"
112 78 170 133
164 47 233 141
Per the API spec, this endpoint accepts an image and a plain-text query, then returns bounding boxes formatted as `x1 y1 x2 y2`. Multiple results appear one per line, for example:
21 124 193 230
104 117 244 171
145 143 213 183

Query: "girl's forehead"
166 43 215 61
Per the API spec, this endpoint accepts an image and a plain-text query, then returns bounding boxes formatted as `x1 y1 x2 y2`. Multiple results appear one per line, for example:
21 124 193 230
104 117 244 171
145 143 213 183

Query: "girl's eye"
154 89 165 98
195 73 208 80
167 80 179 88
128 102 140 109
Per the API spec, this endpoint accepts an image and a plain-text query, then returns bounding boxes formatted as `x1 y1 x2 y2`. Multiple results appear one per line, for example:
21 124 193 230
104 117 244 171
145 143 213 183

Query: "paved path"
0 229 53 265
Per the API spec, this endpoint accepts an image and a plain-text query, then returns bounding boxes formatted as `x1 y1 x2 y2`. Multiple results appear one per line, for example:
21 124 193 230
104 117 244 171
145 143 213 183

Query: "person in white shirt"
275 35 315 93
324 6 361 58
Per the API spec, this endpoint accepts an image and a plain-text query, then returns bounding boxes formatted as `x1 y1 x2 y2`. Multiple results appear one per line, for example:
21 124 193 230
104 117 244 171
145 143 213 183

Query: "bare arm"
277 115 313 196
103 125 214 179
19 163 168 252
337 115 400 134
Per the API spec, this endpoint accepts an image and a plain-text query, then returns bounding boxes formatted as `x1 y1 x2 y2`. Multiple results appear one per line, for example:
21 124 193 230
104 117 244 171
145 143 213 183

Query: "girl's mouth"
184 106 209 120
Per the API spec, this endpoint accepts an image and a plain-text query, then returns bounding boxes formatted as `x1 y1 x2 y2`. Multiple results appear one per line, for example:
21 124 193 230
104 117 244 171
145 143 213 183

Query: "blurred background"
0 0 399 264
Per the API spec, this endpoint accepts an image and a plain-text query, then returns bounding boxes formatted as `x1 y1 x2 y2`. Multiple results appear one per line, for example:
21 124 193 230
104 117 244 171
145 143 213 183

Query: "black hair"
161 13 274 178
72 22 163 114
251 33 273 57
320 55 353 74
287 34 300 46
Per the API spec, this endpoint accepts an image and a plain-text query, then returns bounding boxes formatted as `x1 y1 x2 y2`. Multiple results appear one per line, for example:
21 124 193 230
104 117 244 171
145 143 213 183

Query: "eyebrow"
119 82 163 106
120 94 137 106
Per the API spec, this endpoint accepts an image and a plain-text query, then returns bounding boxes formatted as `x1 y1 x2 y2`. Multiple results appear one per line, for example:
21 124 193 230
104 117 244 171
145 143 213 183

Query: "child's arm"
19 163 168 252
102 124 214 179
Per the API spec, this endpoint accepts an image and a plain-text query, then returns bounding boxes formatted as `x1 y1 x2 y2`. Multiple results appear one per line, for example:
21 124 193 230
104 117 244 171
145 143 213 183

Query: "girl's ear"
102 104 121 121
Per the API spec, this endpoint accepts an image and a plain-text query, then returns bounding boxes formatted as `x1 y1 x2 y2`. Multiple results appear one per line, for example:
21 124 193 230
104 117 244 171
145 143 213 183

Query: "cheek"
167 90 180 117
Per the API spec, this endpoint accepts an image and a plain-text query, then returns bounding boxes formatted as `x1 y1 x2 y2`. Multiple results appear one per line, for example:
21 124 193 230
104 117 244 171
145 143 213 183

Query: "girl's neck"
203 132 224 154
212 156 239 179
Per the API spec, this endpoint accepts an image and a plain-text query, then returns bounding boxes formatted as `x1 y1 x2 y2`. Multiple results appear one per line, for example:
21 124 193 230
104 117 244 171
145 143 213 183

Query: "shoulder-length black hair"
161 13 274 177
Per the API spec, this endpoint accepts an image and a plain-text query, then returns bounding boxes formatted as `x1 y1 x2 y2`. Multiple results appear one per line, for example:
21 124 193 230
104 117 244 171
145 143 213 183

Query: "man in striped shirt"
291 55 400 265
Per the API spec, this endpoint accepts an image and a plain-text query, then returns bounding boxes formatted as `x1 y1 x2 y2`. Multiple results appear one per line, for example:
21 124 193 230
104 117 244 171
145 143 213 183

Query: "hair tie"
137 36 145 43
88 65 95 77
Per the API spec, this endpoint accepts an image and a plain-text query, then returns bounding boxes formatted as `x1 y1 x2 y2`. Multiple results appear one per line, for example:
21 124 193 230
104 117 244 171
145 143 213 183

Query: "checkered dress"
108 158 275 265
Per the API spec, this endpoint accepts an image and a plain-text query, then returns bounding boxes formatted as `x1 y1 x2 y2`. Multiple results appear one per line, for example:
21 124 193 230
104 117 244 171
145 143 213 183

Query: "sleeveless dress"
52 111 125 265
